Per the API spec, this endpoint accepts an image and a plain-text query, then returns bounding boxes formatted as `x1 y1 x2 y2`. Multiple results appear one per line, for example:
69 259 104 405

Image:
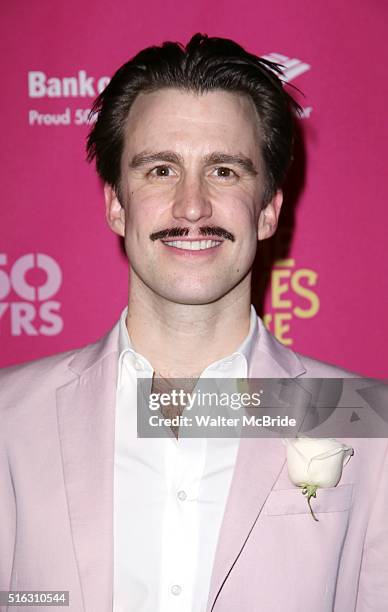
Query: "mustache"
150 226 235 242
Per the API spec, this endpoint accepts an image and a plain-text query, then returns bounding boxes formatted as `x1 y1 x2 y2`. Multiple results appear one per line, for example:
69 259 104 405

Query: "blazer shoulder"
0 347 80 415
295 352 360 378
253 315 360 379
0 321 117 418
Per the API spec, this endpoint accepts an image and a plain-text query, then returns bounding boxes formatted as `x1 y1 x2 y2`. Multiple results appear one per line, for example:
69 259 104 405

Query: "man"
0 34 387 612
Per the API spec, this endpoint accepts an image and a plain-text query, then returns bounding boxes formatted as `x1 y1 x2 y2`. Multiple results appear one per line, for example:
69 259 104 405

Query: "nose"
171 175 212 223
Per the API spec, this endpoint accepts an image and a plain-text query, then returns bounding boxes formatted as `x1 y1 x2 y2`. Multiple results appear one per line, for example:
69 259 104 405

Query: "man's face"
105 88 282 305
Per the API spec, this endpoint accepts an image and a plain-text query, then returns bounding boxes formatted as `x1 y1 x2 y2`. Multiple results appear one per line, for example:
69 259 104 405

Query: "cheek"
125 192 171 233
221 193 259 231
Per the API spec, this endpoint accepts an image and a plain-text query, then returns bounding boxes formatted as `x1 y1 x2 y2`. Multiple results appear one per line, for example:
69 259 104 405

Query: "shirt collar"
233 304 259 369
117 305 259 385
118 306 134 356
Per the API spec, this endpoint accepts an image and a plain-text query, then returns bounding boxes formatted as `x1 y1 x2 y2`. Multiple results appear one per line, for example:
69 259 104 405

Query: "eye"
212 167 238 179
149 165 175 178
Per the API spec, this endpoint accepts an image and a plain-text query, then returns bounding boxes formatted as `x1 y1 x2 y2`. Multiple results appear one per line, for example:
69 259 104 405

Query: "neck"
126 275 252 378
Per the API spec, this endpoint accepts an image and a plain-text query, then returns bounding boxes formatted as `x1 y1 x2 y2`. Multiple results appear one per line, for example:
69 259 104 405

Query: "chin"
138 272 245 305
159 288 232 306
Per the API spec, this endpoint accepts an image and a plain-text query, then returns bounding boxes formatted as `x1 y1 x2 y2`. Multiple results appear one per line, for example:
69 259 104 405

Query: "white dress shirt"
113 306 259 612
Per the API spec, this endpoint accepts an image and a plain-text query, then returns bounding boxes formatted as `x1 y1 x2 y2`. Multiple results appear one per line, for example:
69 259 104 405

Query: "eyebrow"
129 150 258 176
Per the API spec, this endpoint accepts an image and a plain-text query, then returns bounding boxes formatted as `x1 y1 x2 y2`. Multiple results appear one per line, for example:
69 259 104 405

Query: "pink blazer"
1 316 387 611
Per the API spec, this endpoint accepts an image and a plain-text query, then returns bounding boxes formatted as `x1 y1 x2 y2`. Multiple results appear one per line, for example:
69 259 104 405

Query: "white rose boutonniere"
283 437 354 521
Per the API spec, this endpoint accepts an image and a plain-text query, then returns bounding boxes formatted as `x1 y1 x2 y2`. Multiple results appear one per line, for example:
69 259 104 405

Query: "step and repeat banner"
0 1 387 377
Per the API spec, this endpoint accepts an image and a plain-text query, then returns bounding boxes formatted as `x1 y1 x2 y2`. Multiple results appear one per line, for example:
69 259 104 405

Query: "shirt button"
171 585 182 596
177 490 187 501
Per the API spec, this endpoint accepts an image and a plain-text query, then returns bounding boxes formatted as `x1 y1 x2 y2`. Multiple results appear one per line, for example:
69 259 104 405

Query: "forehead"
122 88 262 159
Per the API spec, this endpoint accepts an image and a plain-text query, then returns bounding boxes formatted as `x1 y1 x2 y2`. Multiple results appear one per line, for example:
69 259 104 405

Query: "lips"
162 239 222 251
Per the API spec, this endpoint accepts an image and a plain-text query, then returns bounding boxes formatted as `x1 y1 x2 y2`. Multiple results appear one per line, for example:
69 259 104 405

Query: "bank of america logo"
260 53 311 82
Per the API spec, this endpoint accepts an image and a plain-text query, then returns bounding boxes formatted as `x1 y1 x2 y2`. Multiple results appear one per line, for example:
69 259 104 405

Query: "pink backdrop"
1 0 387 377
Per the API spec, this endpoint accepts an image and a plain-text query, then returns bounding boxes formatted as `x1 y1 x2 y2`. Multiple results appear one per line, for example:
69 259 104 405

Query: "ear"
104 184 125 237
257 189 283 241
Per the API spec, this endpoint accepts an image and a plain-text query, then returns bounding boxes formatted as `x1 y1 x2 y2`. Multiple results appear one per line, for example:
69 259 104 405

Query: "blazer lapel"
249 316 307 379
56 325 119 612
207 316 306 611
206 436 286 611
